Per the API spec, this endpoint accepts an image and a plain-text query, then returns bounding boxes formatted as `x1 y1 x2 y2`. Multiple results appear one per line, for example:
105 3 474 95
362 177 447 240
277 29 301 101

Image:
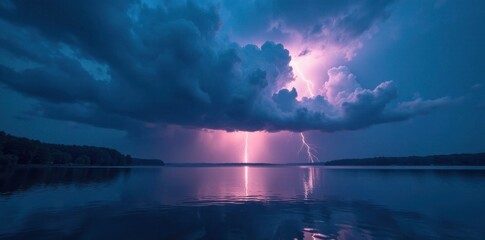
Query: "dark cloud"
0 0 451 134
272 88 298 113
221 0 394 47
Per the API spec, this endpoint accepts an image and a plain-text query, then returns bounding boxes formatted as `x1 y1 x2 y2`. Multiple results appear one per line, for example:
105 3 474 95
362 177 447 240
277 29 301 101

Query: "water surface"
0 166 484 239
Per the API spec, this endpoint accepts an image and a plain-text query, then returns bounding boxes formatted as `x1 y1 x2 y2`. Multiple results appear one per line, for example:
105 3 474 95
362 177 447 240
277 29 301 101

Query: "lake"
0 166 484 239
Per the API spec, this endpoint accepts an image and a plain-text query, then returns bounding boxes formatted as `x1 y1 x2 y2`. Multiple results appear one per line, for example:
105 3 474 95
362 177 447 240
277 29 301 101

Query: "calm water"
0 166 484 240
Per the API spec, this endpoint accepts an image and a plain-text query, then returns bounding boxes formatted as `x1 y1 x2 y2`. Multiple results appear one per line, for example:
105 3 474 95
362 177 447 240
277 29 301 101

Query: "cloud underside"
0 0 451 133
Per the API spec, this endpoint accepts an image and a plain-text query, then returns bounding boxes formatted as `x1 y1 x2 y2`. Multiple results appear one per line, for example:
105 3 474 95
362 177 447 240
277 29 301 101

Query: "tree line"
0 131 132 166
323 153 485 166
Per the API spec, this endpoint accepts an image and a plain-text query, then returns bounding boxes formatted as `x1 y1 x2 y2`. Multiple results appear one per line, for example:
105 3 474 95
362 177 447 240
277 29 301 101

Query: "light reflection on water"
0 166 484 239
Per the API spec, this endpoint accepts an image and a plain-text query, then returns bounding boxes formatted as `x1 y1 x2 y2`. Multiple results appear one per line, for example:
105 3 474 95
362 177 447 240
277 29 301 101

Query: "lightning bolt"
300 132 319 163
292 62 319 163
292 63 315 98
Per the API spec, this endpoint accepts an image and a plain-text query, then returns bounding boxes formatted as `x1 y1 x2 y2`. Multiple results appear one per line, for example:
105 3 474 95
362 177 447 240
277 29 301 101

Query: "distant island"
0 131 164 166
320 153 485 166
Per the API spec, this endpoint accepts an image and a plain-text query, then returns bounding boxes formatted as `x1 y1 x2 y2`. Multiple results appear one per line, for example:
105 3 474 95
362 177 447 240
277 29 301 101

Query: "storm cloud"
0 0 451 134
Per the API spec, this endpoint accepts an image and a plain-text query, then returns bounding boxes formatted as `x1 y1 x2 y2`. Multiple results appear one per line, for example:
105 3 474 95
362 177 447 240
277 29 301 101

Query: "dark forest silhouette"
323 153 485 166
0 131 133 166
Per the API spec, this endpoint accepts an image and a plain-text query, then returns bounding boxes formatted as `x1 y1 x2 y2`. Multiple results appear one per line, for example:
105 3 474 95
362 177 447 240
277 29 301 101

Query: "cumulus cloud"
0 0 452 134
324 66 362 105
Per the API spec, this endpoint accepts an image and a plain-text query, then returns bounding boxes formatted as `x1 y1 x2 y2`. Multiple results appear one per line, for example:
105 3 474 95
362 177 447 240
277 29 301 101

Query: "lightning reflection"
303 167 319 199
244 132 249 196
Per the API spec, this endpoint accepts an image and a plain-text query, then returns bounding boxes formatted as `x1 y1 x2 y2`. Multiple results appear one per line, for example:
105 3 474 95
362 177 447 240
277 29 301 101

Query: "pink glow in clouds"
192 46 326 164
154 39 367 164
284 45 342 100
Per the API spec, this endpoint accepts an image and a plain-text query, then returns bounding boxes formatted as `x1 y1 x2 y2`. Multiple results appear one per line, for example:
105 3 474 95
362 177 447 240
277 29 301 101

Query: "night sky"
1 0 484 163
